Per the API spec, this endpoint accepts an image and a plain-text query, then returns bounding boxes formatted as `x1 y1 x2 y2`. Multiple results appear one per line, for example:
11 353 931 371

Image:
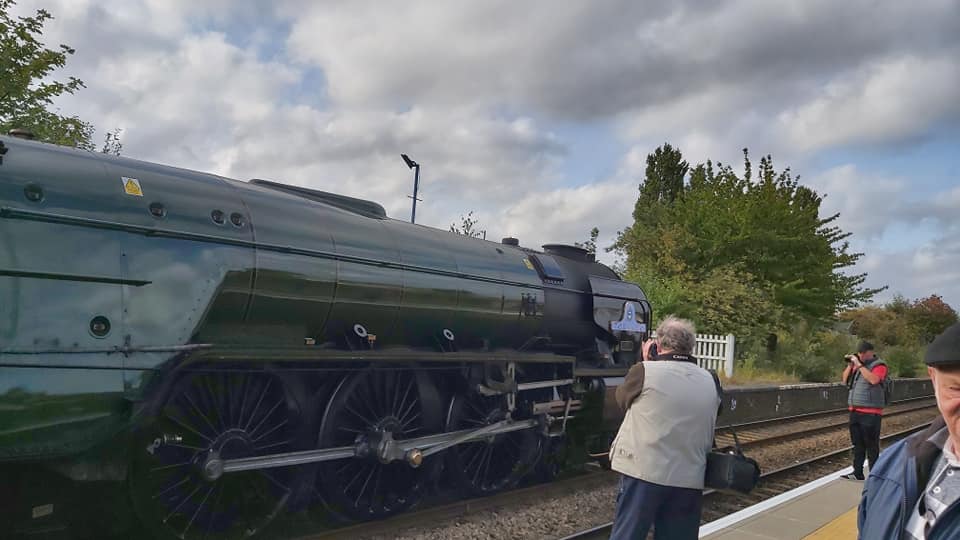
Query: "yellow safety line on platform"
803 507 858 539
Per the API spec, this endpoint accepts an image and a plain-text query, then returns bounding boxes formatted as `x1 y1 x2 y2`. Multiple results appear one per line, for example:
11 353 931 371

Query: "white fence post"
652 331 736 376
724 334 735 378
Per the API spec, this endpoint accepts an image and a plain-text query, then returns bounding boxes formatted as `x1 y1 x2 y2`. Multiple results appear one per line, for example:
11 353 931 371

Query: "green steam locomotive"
0 133 649 538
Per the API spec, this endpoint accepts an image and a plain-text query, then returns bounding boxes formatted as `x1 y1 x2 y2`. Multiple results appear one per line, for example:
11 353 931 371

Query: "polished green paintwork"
0 366 128 459
0 135 561 459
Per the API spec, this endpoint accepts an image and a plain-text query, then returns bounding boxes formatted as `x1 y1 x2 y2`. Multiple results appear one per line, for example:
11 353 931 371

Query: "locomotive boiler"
0 133 651 539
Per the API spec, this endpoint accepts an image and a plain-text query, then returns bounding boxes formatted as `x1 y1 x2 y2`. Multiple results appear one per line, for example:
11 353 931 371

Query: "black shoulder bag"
704 370 761 494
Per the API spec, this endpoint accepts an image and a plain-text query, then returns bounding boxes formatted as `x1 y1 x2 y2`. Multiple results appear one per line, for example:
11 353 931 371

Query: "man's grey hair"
656 315 697 355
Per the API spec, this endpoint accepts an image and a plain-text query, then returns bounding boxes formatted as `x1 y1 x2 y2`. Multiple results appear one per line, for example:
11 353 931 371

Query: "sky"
16 0 960 312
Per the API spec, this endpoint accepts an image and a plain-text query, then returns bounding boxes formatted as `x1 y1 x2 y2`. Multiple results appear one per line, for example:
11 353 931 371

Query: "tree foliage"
840 294 958 347
615 145 884 344
101 127 122 156
449 211 485 239
0 0 93 148
574 227 599 255
907 294 959 343
837 294 956 377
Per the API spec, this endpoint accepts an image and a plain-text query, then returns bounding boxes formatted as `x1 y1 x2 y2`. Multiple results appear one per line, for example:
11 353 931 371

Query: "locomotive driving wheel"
316 368 442 521
130 370 303 540
445 392 541 496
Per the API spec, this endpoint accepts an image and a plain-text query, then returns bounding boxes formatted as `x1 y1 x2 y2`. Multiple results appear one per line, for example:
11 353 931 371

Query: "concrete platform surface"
700 469 862 540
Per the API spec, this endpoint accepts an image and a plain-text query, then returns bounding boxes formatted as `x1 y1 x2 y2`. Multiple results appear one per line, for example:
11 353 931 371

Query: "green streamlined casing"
0 135 645 461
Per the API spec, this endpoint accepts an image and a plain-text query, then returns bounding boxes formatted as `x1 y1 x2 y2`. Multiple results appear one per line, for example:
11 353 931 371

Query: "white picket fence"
696 334 736 377
652 332 736 377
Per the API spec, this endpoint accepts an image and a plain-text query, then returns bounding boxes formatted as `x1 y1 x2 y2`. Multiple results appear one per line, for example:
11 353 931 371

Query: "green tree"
0 0 93 148
574 227 599 255
618 147 883 331
839 305 907 345
906 294 958 343
101 127 122 156
450 211 485 239
613 143 688 269
840 294 957 347
636 143 688 208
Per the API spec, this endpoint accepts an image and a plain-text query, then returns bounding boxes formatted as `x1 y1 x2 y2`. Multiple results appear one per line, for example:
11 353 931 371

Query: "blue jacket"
858 416 960 539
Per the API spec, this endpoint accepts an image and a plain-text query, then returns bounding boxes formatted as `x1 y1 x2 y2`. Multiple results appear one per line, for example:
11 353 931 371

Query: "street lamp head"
401 154 418 169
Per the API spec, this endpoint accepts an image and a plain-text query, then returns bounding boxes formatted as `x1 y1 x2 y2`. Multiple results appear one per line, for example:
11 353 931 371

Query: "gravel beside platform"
365 407 938 540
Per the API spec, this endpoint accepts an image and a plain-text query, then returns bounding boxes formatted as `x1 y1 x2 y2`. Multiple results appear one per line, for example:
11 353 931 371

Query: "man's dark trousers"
610 475 702 540
849 411 881 478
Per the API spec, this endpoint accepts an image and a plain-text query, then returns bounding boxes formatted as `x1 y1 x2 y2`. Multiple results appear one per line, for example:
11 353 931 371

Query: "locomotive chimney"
501 237 520 246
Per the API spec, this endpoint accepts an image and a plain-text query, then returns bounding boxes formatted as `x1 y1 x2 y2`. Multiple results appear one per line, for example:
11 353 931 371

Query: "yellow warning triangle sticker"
122 177 143 196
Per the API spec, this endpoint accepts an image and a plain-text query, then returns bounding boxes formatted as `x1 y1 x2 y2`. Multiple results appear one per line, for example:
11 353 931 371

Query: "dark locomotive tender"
0 133 650 539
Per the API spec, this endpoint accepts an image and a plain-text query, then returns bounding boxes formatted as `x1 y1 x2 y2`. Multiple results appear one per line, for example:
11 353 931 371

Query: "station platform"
700 467 862 539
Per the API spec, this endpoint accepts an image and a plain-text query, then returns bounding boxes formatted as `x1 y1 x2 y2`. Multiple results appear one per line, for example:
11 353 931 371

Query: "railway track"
561 420 934 540
294 402 937 540
717 398 936 449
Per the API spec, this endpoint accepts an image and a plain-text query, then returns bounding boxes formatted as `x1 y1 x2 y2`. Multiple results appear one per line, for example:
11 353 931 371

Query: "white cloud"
778 55 960 151
861 239 960 308
11 0 960 310
497 179 636 261
803 165 960 307
805 165 909 240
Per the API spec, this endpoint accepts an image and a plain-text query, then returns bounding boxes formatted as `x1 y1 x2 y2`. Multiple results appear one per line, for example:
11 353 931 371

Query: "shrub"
755 325 857 383
882 345 925 378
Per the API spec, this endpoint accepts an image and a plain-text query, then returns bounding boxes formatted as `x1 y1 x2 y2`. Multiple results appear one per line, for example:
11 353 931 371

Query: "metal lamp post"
401 154 421 223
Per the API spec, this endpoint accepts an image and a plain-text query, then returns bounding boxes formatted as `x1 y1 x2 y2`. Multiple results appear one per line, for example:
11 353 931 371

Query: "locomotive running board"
193 348 576 365
205 418 542 480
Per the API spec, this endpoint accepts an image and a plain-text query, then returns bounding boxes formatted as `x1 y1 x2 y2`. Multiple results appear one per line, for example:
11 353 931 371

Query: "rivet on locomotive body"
23 184 44 202
230 212 245 227
211 209 225 225
89 316 111 338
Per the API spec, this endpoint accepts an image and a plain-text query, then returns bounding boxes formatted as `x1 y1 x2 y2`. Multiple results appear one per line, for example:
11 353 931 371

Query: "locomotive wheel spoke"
131 369 301 540
445 392 541 497
316 368 441 522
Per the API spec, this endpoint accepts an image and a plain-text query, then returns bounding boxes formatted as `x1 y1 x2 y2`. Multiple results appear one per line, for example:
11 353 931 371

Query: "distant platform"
700 467 861 539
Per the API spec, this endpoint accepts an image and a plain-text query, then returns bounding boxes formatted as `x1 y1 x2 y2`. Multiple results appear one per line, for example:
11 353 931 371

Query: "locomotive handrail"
195 348 577 364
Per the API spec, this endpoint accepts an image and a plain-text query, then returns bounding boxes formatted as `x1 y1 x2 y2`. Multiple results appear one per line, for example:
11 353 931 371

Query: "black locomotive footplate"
574 367 629 377
192 348 577 365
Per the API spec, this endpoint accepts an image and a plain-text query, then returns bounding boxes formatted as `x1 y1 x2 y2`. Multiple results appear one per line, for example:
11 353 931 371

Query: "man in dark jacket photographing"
857 322 960 539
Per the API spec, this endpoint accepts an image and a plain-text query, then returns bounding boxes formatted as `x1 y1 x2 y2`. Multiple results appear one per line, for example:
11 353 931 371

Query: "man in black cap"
842 340 888 480
858 322 960 539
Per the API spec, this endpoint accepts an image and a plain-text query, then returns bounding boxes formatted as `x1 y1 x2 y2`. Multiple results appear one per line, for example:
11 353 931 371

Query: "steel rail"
722 401 937 449
587 399 936 459
718 394 933 430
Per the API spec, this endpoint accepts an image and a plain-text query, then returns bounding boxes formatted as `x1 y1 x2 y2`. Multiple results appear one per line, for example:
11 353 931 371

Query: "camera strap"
709 369 724 416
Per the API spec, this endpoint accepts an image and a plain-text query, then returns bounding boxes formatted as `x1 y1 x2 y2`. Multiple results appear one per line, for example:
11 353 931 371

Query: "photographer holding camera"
842 341 888 481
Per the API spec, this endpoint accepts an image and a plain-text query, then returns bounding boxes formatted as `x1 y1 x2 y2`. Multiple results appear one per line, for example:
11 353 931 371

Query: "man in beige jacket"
609 316 721 539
